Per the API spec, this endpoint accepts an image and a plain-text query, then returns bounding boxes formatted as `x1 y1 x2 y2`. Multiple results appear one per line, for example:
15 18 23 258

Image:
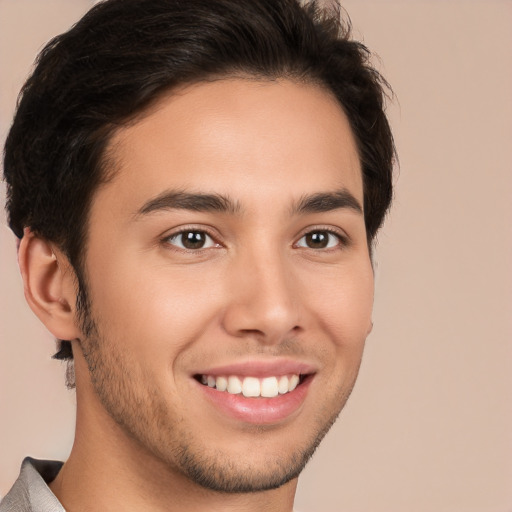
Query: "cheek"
86 258 223 357
311 261 374 348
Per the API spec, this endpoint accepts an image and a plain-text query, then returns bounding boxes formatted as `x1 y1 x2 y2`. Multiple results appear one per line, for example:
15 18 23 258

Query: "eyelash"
295 227 349 251
161 226 350 252
162 227 220 252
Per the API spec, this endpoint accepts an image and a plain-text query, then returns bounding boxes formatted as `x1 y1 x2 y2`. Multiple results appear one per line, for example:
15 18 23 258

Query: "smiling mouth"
194 374 309 398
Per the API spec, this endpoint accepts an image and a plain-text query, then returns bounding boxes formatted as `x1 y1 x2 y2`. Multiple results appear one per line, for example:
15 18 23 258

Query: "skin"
22 78 374 511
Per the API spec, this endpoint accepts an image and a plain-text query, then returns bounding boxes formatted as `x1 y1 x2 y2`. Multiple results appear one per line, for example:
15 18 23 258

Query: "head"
3 0 394 495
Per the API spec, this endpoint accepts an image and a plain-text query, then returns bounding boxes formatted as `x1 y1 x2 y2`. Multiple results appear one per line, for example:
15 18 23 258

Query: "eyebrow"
291 189 363 216
135 190 242 217
135 188 362 219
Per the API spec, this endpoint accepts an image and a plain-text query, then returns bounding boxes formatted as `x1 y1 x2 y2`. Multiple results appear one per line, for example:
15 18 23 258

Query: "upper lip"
193 359 317 378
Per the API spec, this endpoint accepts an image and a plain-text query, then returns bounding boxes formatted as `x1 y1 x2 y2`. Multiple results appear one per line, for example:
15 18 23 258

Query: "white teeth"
200 374 302 397
261 377 279 398
278 375 289 394
242 377 260 397
216 376 228 391
289 374 300 392
227 376 242 395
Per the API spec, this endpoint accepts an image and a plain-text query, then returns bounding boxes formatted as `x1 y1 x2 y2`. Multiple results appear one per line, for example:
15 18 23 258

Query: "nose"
221 249 302 345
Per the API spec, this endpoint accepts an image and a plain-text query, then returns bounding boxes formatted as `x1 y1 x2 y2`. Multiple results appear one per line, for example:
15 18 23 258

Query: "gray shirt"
0 458 64 512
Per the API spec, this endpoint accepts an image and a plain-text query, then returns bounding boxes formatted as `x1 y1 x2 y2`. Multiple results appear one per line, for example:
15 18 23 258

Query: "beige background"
1 1 511 510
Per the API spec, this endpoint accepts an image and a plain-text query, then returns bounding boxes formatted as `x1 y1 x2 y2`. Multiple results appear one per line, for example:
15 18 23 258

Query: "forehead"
98 78 362 214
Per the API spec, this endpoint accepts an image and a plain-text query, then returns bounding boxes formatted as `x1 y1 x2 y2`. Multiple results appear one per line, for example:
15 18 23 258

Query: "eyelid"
159 224 350 252
294 226 350 249
161 225 223 251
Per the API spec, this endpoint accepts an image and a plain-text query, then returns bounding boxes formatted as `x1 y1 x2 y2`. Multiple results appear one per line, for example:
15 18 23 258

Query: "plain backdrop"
1 1 511 511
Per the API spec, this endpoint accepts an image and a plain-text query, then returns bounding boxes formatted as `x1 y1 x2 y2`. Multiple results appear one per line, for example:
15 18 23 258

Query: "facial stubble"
76 294 357 493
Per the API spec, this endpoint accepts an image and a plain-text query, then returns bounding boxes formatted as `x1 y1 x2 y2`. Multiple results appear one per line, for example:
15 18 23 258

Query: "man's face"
75 78 374 492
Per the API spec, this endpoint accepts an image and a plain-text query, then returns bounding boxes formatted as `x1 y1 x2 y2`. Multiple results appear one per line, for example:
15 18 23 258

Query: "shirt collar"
1 457 65 512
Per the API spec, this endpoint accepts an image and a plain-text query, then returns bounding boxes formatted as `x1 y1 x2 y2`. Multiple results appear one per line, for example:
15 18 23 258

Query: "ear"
18 228 82 341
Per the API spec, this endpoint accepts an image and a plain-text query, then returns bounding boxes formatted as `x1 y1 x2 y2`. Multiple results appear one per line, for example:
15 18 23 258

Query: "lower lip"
197 376 313 425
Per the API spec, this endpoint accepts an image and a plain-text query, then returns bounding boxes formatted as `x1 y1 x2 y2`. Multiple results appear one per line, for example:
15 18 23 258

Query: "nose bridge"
223 242 301 342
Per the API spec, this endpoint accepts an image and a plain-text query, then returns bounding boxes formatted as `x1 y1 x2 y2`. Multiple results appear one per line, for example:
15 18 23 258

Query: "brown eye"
297 230 341 249
167 230 216 250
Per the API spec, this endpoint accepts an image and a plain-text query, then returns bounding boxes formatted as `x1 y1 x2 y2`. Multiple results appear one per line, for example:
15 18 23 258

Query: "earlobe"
18 228 81 341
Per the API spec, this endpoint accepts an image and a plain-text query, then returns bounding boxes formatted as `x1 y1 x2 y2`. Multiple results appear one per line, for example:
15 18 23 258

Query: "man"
1 0 394 510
